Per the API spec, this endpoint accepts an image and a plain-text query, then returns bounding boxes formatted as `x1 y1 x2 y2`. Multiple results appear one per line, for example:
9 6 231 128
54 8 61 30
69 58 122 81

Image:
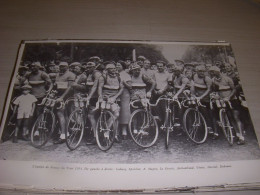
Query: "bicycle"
157 93 181 149
210 93 234 146
182 91 208 144
95 100 117 151
30 90 64 148
65 95 92 150
128 97 159 148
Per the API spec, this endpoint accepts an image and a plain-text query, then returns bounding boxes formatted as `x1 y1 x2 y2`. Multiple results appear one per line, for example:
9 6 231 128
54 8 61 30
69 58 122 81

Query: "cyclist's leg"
228 100 245 144
55 108 66 143
199 101 217 136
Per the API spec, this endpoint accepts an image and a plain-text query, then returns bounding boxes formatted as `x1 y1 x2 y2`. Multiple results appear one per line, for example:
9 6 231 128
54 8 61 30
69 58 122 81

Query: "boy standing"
11 85 37 143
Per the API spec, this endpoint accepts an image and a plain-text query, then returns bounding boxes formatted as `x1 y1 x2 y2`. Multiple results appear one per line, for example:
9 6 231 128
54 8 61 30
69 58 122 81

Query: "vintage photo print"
0 40 259 191
0 40 259 163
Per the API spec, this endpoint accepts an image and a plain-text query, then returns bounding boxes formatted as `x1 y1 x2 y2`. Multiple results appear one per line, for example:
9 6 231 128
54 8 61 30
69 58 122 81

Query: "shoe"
208 127 214 134
211 132 219 140
22 134 30 141
86 138 96 145
237 136 245 145
53 138 65 144
122 135 128 140
114 136 122 143
13 136 18 143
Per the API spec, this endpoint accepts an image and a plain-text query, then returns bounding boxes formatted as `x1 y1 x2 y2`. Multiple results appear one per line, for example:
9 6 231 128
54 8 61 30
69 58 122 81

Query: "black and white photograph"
0 40 259 165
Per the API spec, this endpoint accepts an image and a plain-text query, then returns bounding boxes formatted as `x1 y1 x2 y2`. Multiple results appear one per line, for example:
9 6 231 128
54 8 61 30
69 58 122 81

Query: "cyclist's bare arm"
174 78 188 99
87 72 102 100
59 79 75 100
98 76 105 101
198 78 212 100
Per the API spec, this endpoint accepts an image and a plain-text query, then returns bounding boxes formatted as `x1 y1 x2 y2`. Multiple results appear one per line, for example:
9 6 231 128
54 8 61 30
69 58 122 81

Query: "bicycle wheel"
183 108 208 144
96 110 116 151
66 109 84 150
31 111 55 148
219 109 233 146
129 109 159 148
164 109 170 149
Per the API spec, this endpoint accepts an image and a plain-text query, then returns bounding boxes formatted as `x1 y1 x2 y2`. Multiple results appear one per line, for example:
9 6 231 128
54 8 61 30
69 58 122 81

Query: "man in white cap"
209 66 245 144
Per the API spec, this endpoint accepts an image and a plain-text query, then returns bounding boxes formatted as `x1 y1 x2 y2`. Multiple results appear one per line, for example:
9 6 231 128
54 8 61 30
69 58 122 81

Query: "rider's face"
143 61 151 69
132 68 141 77
197 70 205 78
107 67 117 75
59 66 68 73
157 63 165 72
116 63 123 72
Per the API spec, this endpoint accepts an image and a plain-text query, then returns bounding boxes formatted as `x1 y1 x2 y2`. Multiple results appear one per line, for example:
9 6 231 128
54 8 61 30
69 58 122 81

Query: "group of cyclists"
8 53 248 149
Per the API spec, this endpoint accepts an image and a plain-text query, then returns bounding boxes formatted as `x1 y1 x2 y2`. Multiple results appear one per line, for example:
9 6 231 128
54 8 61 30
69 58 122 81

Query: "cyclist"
130 63 155 105
97 62 124 142
191 65 217 137
54 62 76 144
26 62 52 104
84 61 102 145
170 66 189 127
141 59 155 80
209 66 245 145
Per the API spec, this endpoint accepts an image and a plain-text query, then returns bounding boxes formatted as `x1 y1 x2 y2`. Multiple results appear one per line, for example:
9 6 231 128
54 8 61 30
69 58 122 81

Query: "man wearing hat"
14 66 29 95
26 62 52 100
209 66 245 144
137 56 146 68
82 61 103 144
69 62 81 75
192 65 216 136
184 63 195 73
11 84 37 143
130 63 155 101
98 62 124 142
54 61 76 144
175 59 185 69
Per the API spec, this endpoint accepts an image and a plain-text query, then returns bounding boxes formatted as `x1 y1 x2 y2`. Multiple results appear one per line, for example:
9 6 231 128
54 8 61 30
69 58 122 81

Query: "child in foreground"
11 84 37 143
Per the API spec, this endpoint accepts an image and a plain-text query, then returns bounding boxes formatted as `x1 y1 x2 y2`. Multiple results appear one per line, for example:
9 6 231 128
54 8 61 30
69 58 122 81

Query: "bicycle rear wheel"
96 110 116 151
219 109 233 146
129 109 158 148
66 109 84 150
31 111 55 148
183 108 208 144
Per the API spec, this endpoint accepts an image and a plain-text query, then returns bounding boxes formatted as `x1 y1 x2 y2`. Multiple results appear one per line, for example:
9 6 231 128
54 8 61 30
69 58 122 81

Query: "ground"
0 128 259 164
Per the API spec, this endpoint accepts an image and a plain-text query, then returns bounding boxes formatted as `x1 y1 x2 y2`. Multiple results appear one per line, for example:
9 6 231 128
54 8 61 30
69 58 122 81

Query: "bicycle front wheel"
164 109 170 149
219 109 233 146
31 111 55 148
183 108 208 144
129 109 159 148
66 109 85 150
96 110 116 151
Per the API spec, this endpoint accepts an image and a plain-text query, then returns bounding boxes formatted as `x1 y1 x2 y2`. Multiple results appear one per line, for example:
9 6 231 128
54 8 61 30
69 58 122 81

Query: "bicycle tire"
219 109 234 146
129 109 159 148
96 110 116 151
183 108 208 144
31 111 55 148
66 109 85 150
164 109 170 149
